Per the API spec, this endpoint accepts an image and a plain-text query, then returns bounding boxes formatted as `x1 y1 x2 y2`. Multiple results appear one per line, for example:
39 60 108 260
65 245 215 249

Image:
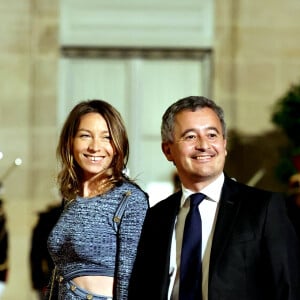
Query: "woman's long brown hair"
57 99 129 201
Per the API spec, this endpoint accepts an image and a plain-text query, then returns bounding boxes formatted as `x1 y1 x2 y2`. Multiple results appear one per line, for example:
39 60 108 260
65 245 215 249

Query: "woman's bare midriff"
72 275 114 296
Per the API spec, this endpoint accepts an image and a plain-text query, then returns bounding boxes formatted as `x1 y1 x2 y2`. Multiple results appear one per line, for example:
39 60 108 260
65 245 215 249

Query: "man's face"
162 107 227 191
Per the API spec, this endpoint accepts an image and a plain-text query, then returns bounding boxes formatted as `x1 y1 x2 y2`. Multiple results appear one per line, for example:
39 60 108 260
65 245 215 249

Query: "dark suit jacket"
128 176 300 300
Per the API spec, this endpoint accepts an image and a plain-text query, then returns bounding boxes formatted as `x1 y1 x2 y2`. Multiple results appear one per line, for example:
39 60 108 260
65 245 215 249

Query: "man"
287 173 300 239
30 204 61 299
0 199 8 299
129 96 300 300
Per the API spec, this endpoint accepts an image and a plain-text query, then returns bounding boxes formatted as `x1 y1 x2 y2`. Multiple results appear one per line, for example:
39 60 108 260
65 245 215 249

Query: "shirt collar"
181 173 224 207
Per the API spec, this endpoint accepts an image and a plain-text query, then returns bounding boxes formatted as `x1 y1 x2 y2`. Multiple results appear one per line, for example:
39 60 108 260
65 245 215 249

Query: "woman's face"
72 112 115 181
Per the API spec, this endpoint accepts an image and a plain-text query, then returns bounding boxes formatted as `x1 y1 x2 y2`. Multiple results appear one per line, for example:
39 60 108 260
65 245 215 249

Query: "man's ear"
161 142 173 162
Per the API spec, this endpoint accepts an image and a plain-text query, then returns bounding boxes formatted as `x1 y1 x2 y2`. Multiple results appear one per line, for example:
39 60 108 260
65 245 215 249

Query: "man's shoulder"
149 191 181 213
223 175 284 201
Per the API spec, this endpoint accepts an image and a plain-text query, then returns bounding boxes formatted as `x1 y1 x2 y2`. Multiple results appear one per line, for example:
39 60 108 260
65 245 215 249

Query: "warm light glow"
14 158 22 166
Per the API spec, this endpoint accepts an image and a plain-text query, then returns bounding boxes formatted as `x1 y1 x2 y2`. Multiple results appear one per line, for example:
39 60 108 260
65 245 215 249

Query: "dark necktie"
179 193 205 300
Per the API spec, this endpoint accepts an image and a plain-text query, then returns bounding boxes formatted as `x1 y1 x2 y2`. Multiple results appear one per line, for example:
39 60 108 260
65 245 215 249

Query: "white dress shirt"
168 173 224 300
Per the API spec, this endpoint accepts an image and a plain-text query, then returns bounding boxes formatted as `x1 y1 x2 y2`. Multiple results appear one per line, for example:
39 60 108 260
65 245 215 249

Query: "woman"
47 99 149 300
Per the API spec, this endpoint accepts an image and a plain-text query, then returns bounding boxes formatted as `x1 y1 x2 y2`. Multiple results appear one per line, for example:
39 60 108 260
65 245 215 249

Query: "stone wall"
215 0 300 132
0 1 59 299
214 0 300 190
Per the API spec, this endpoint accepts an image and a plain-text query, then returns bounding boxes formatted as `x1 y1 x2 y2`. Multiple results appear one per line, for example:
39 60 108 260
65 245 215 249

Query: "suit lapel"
153 191 181 299
209 177 241 281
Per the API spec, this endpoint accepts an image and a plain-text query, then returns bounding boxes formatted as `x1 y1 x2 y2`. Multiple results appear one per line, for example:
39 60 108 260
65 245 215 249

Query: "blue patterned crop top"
47 181 148 298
